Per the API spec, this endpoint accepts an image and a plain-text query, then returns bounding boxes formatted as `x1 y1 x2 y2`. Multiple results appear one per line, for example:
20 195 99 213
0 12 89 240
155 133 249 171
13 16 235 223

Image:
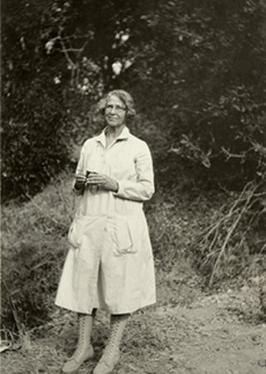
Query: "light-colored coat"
55 127 156 314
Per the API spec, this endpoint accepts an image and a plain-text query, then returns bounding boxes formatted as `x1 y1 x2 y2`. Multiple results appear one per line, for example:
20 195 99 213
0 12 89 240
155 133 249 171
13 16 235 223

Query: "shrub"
171 87 266 189
2 83 70 200
191 181 266 286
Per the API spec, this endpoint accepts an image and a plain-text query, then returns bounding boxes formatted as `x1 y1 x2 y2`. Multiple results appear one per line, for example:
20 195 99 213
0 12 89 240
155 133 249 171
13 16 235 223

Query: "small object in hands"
74 174 86 192
86 170 99 193
85 170 94 187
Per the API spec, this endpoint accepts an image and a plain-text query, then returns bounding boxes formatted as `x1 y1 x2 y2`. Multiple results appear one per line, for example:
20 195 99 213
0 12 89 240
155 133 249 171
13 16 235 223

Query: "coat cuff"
112 180 154 201
113 180 123 197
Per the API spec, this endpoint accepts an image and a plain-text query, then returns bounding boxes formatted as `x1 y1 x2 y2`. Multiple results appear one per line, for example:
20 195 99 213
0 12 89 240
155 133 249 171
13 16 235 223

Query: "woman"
55 90 156 374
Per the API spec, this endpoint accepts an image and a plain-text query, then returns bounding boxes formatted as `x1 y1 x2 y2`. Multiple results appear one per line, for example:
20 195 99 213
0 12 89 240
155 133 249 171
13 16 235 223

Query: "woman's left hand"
85 172 118 192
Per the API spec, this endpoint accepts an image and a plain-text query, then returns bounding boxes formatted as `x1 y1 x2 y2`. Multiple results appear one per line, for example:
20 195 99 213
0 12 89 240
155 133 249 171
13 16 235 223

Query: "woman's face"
104 95 127 128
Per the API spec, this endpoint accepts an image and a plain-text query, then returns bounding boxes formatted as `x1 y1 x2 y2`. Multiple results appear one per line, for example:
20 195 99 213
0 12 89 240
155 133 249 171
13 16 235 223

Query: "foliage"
170 88 266 189
2 86 70 199
126 0 266 188
2 0 70 199
2 0 266 199
1 0 151 198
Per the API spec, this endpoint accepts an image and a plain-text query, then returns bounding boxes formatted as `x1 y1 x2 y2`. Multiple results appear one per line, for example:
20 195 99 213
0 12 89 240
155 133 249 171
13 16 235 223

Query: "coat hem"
55 299 156 315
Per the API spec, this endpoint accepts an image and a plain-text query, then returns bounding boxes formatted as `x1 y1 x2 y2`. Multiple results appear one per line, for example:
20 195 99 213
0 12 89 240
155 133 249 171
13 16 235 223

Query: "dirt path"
2 274 265 374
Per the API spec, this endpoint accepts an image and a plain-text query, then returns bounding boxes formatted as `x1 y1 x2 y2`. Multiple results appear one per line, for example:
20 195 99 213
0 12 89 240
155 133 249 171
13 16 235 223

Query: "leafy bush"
2 0 266 200
126 0 266 189
2 0 70 199
171 87 266 188
2 84 70 200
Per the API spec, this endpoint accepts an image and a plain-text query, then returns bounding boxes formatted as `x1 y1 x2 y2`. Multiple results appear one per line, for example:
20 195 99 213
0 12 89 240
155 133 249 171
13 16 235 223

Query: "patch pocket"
111 216 136 256
68 215 93 249
68 219 81 248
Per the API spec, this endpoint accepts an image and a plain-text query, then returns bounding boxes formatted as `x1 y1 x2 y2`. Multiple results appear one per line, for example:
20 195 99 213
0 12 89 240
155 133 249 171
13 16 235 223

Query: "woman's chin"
107 121 122 127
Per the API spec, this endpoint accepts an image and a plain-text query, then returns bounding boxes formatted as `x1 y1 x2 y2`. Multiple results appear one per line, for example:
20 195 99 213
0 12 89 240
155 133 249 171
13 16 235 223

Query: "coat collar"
95 126 130 146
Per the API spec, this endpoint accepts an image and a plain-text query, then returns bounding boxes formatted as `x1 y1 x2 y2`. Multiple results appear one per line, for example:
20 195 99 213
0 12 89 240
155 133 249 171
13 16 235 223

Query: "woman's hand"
74 173 87 190
85 172 118 192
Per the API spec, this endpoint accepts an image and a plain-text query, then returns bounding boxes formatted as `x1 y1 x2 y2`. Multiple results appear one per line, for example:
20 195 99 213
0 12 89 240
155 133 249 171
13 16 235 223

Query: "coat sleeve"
75 145 86 176
72 145 86 195
113 142 155 202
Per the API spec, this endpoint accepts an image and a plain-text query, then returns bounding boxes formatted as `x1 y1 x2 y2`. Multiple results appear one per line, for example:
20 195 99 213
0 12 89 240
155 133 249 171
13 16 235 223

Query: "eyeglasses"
105 104 126 113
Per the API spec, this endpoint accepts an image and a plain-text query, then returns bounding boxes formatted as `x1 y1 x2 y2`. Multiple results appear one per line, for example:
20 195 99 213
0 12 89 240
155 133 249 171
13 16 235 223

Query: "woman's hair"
94 89 136 124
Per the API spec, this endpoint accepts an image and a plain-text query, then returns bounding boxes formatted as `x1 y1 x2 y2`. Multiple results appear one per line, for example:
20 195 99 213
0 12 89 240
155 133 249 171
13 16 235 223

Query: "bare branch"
208 183 257 286
221 146 253 161
58 36 76 69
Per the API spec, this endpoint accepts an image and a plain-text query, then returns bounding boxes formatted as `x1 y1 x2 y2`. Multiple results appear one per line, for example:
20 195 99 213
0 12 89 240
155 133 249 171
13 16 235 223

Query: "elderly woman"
55 90 156 374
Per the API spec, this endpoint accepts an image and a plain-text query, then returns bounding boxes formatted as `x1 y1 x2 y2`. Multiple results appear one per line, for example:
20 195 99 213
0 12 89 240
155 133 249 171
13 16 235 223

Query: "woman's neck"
105 125 125 139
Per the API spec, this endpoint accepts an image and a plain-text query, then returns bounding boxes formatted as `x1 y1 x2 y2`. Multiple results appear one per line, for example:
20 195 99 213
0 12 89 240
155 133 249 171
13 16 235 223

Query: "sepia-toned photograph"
1 1 266 373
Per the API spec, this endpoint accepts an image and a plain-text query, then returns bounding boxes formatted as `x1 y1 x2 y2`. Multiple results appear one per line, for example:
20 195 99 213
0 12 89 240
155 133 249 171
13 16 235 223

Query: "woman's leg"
93 313 130 374
62 309 96 373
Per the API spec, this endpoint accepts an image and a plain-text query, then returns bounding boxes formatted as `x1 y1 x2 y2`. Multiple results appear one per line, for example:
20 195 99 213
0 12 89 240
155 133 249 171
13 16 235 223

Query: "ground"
2 264 265 374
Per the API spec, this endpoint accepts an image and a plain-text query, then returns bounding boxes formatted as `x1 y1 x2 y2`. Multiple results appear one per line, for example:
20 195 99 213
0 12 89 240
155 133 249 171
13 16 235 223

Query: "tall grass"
1 174 74 334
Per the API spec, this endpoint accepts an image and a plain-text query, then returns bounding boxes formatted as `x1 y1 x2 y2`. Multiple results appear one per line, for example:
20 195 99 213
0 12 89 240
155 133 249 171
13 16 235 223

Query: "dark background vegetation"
1 0 266 334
